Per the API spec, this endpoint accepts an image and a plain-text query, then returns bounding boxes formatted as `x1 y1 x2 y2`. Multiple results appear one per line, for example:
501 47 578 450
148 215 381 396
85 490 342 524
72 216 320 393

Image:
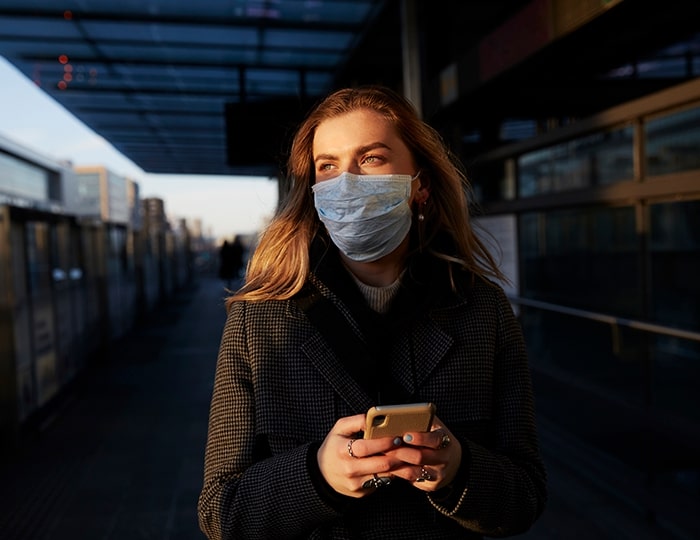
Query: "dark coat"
198 242 547 539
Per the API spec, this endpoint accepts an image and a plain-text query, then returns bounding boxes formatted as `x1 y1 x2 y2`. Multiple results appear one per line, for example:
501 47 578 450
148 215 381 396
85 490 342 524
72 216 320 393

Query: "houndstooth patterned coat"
198 242 547 539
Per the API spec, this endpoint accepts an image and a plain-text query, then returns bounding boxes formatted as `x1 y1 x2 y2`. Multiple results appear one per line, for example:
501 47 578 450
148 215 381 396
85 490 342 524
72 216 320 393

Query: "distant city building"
142 197 168 234
0 134 212 255
0 133 70 212
126 179 142 231
70 166 134 226
191 218 203 239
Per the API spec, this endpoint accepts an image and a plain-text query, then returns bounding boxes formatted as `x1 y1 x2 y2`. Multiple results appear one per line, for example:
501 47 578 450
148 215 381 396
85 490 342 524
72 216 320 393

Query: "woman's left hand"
382 417 462 491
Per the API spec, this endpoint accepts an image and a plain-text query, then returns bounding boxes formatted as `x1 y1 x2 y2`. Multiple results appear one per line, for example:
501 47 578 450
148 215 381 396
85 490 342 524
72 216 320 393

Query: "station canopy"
2 1 699 178
0 0 391 176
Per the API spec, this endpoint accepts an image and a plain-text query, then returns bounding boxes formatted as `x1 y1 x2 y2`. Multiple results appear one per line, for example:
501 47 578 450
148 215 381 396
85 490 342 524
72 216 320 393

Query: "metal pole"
400 0 422 117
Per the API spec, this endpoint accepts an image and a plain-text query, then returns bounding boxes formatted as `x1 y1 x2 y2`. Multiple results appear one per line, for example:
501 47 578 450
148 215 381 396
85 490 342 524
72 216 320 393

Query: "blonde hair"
228 86 503 306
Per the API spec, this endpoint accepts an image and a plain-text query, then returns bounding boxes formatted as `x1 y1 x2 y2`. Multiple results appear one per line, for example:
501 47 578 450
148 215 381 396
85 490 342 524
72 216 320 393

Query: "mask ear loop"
413 171 429 252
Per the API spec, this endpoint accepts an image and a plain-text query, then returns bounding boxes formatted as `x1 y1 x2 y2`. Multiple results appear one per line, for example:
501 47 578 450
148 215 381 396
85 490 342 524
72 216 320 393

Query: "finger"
401 430 434 448
385 463 439 489
361 473 394 490
414 465 435 483
429 417 454 450
332 413 367 436
383 444 424 465
347 435 403 460
432 428 452 450
402 426 452 451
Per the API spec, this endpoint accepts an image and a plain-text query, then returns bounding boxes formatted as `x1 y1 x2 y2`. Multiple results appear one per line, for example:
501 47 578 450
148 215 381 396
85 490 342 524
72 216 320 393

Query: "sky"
0 57 278 241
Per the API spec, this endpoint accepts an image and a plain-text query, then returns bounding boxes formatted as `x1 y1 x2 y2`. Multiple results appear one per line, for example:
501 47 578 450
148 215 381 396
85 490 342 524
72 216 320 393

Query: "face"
312 108 427 202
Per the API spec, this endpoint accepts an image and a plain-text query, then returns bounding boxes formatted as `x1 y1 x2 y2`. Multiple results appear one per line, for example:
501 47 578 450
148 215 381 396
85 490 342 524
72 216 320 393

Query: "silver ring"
347 439 358 459
416 466 433 483
438 431 451 449
362 474 392 489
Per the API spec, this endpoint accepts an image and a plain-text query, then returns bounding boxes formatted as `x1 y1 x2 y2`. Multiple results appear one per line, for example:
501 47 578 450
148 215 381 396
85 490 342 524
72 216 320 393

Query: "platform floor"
0 275 690 539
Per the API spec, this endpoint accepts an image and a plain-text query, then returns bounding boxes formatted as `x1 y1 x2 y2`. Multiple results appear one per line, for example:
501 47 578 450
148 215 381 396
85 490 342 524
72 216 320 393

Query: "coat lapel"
297 233 469 408
392 315 454 393
301 331 374 413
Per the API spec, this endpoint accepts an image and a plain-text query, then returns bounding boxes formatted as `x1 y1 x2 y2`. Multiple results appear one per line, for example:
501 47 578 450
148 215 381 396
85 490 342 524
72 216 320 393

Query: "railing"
508 295 700 343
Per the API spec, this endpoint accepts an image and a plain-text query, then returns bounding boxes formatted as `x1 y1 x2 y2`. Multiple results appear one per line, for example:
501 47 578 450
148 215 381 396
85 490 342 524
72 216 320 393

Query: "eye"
361 154 385 165
317 162 335 172
315 162 337 181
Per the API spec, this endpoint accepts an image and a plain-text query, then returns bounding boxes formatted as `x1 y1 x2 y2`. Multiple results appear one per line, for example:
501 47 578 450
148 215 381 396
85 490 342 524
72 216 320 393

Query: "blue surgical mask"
312 171 418 262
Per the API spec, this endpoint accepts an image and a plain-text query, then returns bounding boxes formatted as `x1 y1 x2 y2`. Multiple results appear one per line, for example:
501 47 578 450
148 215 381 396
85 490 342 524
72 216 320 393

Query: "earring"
417 200 426 221
417 201 426 252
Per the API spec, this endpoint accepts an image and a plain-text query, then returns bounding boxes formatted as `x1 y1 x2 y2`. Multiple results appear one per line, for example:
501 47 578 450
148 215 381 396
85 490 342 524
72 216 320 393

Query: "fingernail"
403 434 413 443
393 437 402 446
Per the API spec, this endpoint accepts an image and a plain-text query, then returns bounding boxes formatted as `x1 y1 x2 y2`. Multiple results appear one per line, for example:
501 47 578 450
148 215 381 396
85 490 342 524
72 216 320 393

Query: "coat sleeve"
427 286 548 536
197 301 340 540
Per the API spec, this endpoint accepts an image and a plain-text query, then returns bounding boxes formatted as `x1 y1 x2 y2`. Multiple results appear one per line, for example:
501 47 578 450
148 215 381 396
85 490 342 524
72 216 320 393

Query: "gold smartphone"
363 402 436 439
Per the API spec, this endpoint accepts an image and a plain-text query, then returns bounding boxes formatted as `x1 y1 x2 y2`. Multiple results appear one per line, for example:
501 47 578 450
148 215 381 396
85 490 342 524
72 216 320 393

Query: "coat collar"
295 232 470 409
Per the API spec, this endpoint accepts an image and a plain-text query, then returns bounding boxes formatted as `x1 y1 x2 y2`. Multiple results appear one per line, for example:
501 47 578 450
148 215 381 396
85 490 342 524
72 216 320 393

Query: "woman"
198 86 547 539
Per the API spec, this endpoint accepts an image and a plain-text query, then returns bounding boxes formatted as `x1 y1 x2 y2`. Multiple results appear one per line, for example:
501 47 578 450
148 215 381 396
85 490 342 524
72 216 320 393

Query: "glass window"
76 173 102 216
25 221 51 296
106 172 128 224
523 309 700 503
650 200 700 330
518 126 634 197
652 336 700 424
0 151 50 202
519 205 641 317
523 309 648 409
645 105 700 176
470 159 516 205
638 57 689 78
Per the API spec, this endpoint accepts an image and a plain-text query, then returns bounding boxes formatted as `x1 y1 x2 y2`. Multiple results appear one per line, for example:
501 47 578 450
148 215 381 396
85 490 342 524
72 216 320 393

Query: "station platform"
0 274 690 539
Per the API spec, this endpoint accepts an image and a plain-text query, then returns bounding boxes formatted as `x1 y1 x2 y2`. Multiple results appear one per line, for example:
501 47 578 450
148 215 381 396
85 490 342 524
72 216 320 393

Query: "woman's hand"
317 414 461 496
383 417 462 492
317 414 404 497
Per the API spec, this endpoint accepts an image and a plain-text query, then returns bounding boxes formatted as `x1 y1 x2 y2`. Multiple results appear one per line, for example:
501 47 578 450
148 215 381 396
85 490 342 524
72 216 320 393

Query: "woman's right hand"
317 414 403 497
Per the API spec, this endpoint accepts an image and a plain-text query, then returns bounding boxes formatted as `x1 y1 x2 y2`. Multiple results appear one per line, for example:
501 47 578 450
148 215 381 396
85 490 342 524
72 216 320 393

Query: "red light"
63 73 73 82
59 54 69 64
64 64 73 73
64 11 73 20
58 80 67 90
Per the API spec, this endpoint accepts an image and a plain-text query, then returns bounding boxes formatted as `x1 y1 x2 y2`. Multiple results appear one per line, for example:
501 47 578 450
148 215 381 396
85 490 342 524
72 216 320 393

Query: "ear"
415 182 431 203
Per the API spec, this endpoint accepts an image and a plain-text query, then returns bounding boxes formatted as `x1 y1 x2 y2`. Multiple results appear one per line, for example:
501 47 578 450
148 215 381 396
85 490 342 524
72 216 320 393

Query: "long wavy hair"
228 85 504 305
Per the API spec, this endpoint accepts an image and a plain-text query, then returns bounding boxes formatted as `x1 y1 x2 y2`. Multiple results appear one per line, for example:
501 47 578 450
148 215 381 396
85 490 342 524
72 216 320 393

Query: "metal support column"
400 0 422 118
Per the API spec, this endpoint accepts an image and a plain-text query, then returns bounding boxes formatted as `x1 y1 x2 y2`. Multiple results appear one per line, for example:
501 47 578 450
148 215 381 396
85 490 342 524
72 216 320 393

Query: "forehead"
312 108 404 154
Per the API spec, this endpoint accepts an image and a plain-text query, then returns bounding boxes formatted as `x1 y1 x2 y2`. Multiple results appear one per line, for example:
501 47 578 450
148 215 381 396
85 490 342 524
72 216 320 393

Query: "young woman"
198 86 547 539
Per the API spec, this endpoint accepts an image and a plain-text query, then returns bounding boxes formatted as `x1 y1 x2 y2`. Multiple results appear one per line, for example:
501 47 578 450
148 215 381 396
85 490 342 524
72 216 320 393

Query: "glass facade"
476 87 700 518
652 334 700 422
650 200 700 330
519 206 641 317
518 125 634 197
0 151 50 202
76 172 102 215
645 105 700 176
25 221 51 296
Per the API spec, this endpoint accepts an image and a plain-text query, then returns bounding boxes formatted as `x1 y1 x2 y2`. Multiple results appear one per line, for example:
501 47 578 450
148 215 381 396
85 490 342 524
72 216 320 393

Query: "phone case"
363 402 436 439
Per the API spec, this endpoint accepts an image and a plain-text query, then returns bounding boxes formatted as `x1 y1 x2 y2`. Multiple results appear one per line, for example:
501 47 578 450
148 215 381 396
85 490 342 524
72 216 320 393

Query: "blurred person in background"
218 236 244 289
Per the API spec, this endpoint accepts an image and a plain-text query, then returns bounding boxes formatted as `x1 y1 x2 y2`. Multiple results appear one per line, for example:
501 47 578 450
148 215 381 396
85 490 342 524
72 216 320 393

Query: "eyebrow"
313 141 392 163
